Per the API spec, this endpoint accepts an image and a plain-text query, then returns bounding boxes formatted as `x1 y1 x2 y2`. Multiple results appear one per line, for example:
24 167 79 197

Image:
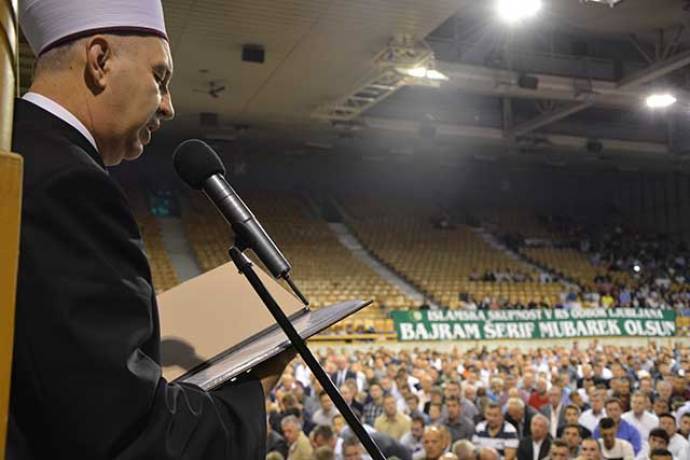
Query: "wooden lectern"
0 1 20 458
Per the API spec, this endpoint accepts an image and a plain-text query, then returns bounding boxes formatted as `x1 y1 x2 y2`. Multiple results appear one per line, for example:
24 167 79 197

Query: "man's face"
370 385 382 401
344 444 363 460
423 430 446 459
332 416 344 434
384 397 397 417
565 408 579 425
320 395 333 412
485 407 502 429
581 440 601 460
640 378 652 393
653 399 669 415
340 386 352 403
657 382 672 399
601 427 616 449
563 427 581 449
549 387 562 407
659 417 676 438
411 420 425 439
550 446 569 460
445 383 460 399
531 417 548 441
447 400 461 420
649 435 668 451
631 395 646 415
591 393 604 412
507 403 523 421
96 36 174 165
282 423 300 444
605 402 622 422
679 415 690 435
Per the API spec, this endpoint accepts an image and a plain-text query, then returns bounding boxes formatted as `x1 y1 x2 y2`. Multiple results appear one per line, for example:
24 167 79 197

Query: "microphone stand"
228 243 386 460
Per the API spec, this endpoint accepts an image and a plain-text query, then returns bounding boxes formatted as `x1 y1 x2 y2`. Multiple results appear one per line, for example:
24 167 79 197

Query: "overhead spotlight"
496 0 542 23
396 67 449 81
646 93 677 109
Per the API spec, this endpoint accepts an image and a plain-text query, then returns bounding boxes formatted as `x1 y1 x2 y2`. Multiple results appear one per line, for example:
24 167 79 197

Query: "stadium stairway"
158 216 203 283
475 227 580 291
326 222 439 309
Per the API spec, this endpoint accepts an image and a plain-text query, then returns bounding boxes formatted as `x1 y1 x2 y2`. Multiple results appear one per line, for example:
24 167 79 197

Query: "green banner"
391 308 676 341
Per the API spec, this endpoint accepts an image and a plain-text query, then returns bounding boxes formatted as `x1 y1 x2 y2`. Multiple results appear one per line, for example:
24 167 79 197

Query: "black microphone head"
173 139 226 189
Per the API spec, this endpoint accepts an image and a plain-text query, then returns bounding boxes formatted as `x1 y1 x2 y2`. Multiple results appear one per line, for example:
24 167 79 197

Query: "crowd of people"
264 342 690 460
494 222 690 314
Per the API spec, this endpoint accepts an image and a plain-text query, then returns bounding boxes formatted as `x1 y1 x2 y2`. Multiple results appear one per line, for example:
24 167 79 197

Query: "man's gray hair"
532 413 550 428
507 397 525 409
281 415 302 430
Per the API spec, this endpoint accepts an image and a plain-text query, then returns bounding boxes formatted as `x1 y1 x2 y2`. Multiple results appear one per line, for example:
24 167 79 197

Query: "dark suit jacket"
506 406 539 438
330 369 357 387
9 98 266 459
517 436 552 460
540 404 567 431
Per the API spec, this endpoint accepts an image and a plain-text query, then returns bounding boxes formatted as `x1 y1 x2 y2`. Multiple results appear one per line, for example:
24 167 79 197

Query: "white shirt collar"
22 92 99 153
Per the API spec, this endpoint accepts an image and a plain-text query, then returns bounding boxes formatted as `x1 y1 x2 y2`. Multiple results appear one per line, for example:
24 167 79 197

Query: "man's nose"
159 93 175 121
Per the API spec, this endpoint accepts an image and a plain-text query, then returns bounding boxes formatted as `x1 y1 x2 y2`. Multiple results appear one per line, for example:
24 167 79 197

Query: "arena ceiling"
17 0 690 171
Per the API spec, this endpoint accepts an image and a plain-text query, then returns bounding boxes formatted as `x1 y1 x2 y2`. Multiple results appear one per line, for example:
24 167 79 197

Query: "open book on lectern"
157 262 371 391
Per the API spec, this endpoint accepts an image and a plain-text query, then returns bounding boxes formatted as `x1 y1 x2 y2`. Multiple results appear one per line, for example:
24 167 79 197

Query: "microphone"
173 139 291 280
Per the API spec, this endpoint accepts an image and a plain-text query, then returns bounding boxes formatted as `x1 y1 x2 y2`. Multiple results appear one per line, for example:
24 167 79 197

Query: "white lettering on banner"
570 309 608 319
609 309 663 319
395 309 675 341
400 323 416 340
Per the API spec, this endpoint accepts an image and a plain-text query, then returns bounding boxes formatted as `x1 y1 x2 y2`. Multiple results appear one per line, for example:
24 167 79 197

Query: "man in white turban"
10 1 287 458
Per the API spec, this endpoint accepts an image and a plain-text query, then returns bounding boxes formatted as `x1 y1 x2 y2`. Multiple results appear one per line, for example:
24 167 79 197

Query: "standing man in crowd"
558 404 592 439
10 1 290 458
636 427 671 460
541 385 567 438
364 383 386 426
401 415 426 457
444 396 475 443
421 426 452 460
561 424 582 459
473 402 519 460
282 416 314 460
313 391 339 427
516 414 551 460
581 438 603 460
594 399 642 455
375 394 412 441
580 390 608 433
659 413 689 460
598 417 635 460
506 397 538 439
622 392 659 441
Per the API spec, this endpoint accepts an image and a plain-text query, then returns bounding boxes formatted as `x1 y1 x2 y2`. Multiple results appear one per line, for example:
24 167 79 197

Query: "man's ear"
84 36 112 94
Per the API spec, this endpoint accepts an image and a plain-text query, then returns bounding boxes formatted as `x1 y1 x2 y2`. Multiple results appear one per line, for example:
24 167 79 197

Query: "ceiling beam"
363 117 669 156
511 48 690 136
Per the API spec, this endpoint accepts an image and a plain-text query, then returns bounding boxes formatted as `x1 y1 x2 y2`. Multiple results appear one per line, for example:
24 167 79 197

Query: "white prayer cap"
20 0 168 56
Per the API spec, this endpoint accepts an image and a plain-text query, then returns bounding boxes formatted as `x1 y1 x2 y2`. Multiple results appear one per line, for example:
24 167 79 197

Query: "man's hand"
252 347 297 395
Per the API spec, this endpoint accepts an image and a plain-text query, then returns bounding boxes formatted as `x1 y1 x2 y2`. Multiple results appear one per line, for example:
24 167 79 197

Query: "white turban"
20 0 168 55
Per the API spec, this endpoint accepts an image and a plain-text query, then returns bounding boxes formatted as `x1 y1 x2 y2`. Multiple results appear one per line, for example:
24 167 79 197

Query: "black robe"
9 98 266 459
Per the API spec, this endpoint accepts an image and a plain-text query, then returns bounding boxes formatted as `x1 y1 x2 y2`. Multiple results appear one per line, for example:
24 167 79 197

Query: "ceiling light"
396 67 449 81
646 93 677 109
496 0 542 23
425 69 449 81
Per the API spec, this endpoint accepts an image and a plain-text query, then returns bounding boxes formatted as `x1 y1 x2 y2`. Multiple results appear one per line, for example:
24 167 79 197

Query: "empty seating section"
478 209 554 239
342 199 562 309
124 189 179 293
182 192 412 333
